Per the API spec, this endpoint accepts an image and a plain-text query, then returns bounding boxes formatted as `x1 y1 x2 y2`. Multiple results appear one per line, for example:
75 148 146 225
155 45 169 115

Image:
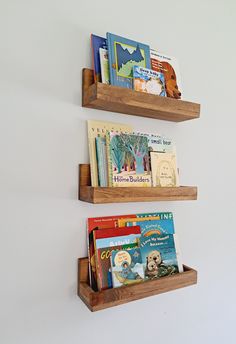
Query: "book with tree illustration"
87 120 133 187
106 132 152 187
140 234 183 280
107 32 151 89
150 151 179 187
110 248 145 288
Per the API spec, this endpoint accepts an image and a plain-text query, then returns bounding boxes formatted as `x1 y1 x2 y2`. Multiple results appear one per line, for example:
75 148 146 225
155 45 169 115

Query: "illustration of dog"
160 61 181 99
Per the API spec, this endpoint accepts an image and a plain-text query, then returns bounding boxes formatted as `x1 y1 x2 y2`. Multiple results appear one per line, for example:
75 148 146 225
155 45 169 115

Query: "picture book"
106 131 151 187
87 213 137 290
110 248 144 288
91 34 107 82
140 234 183 280
99 47 110 84
107 32 151 89
93 225 141 249
96 242 138 291
95 233 141 250
118 211 173 227
133 65 166 96
87 120 133 187
150 151 179 187
127 218 175 238
95 136 108 187
139 133 176 154
150 49 182 99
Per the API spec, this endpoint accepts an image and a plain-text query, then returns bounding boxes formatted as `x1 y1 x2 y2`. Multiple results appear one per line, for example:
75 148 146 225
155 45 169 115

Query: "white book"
99 47 110 84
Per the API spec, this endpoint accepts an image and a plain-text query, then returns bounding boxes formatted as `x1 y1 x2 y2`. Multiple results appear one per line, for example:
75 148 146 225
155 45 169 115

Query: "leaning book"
106 131 152 187
150 151 179 187
107 32 151 89
133 65 166 96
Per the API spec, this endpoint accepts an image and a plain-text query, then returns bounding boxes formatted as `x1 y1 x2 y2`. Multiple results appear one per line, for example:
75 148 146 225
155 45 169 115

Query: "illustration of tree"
120 134 148 174
124 151 134 172
110 135 125 173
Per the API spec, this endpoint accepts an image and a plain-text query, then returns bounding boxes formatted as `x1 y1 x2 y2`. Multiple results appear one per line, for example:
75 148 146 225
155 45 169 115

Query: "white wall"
0 0 236 343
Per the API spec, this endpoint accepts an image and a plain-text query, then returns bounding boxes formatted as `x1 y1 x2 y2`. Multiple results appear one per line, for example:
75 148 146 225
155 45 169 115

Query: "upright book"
140 234 183 280
150 151 179 187
150 49 182 99
127 218 175 238
106 131 151 187
87 120 132 187
99 47 110 84
107 32 151 89
91 34 107 82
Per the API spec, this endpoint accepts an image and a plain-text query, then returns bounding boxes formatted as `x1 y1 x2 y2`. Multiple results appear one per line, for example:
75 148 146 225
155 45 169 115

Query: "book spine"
87 121 99 187
106 131 113 187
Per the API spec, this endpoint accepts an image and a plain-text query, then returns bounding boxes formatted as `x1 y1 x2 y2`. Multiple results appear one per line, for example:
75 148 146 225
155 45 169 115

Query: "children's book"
95 137 108 187
139 133 176 154
150 151 179 187
110 248 144 288
127 218 175 238
99 48 110 84
150 49 182 99
93 225 141 249
106 131 151 187
133 65 166 96
87 120 133 187
107 33 151 89
96 242 138 291
118 212 173 227
91 34 107 82
140 234 183 280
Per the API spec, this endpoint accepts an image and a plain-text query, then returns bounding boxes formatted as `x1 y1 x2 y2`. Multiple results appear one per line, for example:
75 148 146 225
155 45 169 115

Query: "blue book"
140 234 183 280
95 137 108 187
106 33 151 89
126 219 175 238
110 248 144 288
91 34 107 82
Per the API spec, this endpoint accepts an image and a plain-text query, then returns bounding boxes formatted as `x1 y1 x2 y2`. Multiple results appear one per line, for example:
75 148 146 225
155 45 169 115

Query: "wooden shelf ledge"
78 257 197 312
82 68 200 122
78 164 198 204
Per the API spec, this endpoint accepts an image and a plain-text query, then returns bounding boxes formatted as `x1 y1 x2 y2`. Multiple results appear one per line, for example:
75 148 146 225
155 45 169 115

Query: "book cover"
107 131 151 187
118 211 173 227
99 47 110 84
91 34 107 82
133 65 166 96
107 32 151 89
93 225 141 249
139 133 176 154
127 218 175 238
95 233 141 250
95 136 108 187
140 234 183 280
96 242 138 291
150 49 182 99
110 248 144 288
87 120 133 187
150 151 180 187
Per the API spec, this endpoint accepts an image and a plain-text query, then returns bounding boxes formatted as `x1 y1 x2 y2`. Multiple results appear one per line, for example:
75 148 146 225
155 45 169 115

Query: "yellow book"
87 120 133 187
150 152 179 187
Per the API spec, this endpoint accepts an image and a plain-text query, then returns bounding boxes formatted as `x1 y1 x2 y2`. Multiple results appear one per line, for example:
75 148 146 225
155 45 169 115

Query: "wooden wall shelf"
82 68 200 122
78 164 198 204
78 257 197 312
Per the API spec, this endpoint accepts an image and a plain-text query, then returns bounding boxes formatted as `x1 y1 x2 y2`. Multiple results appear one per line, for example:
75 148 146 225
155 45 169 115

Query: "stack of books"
91 33 182 99
88 120 179 188
87 212 183 291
